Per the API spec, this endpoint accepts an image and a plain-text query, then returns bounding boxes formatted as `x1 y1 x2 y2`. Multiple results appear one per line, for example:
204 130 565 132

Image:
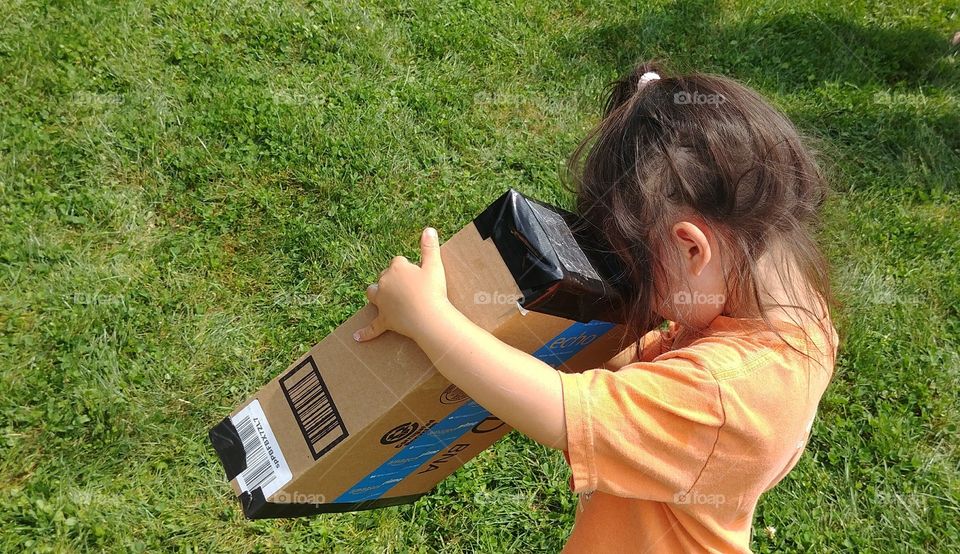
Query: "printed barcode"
235 414 278 492
229 399 292 499
280 356 348 460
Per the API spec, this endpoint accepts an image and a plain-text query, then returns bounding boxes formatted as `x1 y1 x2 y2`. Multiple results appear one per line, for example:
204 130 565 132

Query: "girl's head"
566 60 835 361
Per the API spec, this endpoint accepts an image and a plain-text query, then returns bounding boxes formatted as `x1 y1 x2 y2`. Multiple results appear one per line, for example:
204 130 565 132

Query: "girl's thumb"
420 227 441 268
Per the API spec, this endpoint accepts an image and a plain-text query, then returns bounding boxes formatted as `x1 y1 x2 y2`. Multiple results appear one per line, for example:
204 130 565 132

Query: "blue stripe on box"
333 319 616 502
334 400 490 503
530 319 616 366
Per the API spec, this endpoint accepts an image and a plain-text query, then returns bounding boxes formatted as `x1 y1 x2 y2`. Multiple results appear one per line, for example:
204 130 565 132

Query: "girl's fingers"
353 317 385 342
365 283 379 303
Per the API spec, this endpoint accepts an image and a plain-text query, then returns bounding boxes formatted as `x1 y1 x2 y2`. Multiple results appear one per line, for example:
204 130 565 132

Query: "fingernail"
426 227 437 238
353 331 361 342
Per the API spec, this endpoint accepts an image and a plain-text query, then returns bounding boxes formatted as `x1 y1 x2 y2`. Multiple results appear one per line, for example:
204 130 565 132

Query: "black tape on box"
238 488 429 519
473 188 628 324
208 417 247 482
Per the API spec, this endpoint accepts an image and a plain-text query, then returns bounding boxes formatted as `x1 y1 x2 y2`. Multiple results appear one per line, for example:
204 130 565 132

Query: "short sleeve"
559 356 723 501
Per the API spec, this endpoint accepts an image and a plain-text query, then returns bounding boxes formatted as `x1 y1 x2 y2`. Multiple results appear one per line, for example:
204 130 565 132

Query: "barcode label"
280 356 348 460
230 400 292 500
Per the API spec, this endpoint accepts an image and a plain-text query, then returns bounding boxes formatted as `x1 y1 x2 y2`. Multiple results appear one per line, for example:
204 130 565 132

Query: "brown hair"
564 60 837 366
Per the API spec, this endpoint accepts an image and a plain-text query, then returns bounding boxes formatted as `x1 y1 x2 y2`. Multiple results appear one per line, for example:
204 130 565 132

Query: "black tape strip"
208 417 247 482
474 188 565 296
238 488 429 519
473 188 627 323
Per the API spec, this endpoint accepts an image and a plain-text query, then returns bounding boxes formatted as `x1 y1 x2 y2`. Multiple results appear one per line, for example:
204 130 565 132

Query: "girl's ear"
670 221 713 277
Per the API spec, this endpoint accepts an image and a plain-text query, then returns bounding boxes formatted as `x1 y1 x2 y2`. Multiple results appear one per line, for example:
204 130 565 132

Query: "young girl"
353 61 839 553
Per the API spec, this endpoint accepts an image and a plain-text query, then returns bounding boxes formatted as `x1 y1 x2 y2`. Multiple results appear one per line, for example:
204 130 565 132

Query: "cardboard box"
209 188 630 518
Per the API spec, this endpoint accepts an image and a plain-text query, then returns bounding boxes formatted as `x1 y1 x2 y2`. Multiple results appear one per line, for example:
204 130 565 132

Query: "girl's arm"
600 344 641 371
410 303 567 450
353 227 567 451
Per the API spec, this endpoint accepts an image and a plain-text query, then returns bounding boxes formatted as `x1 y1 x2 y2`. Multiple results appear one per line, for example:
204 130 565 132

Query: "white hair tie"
638 71 661 87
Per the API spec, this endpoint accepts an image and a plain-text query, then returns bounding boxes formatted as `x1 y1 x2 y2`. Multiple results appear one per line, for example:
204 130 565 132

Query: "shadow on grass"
550 1 957 93
547 0 959 197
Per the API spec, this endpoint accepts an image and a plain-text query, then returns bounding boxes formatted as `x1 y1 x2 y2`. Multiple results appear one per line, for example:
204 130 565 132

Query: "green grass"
1 0 957 551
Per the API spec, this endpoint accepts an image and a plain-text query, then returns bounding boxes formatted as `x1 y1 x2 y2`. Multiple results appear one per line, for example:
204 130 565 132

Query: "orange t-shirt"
558 314 838 553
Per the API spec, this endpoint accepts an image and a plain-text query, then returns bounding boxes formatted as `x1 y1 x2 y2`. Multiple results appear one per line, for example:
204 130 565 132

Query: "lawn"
1 0 958 551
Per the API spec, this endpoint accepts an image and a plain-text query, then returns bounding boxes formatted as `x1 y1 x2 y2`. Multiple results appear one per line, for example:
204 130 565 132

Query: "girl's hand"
353 227 453 342
353 226 567 450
